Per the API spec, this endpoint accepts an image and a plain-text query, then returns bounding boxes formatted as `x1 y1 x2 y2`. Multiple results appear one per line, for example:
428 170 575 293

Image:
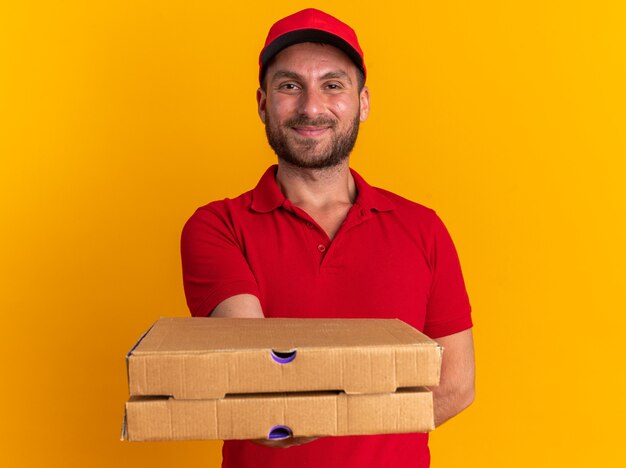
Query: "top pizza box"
126 317 442 399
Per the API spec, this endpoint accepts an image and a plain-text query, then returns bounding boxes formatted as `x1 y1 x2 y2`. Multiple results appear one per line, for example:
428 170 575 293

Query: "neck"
275 160 357 209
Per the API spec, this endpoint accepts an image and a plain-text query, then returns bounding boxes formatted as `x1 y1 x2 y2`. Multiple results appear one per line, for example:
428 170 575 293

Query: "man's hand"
430 328 475 427
251 437 318 448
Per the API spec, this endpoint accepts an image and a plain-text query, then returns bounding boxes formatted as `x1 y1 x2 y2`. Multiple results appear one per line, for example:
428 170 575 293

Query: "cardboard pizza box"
126 317 443 399
123 387 434 441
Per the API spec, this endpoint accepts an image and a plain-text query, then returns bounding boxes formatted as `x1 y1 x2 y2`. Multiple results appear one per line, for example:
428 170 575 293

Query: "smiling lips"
292 126 331 138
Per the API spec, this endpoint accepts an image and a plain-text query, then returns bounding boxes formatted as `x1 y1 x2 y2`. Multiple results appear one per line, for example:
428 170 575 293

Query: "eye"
324 82 344 91
278 82 301 92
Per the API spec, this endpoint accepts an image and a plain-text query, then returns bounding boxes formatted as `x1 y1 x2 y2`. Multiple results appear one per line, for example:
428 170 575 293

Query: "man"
181 8 474 468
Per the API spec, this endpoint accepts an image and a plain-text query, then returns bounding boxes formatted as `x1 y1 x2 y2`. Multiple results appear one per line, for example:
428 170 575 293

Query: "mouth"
291 126 331 138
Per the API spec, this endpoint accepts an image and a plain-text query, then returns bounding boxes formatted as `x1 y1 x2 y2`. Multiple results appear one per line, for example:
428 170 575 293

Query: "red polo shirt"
181 165 472 468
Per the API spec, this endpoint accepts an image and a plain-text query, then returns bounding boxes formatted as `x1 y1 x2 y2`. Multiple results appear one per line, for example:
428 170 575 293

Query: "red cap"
259 8 366 84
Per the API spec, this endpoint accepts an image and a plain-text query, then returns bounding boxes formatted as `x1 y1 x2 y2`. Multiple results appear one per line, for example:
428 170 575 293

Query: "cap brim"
260 29 364 82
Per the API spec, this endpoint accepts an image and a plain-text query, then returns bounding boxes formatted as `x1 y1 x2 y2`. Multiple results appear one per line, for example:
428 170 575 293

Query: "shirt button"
317 244 326 253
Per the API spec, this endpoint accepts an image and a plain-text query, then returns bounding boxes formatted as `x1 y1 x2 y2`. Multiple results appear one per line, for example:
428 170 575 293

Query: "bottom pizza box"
122 387 433 441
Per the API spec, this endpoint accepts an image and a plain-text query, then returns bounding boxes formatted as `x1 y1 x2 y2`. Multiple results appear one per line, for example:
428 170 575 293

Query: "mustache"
284 116 337 128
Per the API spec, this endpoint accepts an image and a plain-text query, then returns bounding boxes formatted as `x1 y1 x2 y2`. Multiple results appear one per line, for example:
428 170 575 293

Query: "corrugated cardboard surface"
127 317 442 399
124 387 434 441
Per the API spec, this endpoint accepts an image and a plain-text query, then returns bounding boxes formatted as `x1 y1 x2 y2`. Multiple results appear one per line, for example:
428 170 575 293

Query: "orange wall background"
1 1 625 467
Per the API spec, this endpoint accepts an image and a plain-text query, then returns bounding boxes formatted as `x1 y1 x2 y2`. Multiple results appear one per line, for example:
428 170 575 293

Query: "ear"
257 88 267 123
359 85 370 122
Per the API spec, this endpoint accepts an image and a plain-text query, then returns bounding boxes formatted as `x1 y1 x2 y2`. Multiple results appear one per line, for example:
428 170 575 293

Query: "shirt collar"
250 166 286 213
350 167 395 213
250 165 394 213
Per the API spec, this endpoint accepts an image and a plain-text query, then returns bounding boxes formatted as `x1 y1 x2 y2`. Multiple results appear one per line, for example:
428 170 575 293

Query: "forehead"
266 42 357 80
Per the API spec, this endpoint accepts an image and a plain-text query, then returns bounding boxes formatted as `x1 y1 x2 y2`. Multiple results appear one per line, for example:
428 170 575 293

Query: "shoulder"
372 186 441 224
188 189 253 222
182 189 254 240
366 186 456 252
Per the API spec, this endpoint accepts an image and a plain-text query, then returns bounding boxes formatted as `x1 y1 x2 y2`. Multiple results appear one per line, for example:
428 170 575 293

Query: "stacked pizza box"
122 317 442 441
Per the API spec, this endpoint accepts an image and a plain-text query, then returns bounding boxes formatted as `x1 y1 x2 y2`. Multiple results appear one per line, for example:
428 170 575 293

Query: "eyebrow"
270 69 353 85
320 70 353 84
271 70 303 82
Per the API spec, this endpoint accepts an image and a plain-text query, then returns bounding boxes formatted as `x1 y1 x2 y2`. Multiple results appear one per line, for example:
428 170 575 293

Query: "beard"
265 113 360 169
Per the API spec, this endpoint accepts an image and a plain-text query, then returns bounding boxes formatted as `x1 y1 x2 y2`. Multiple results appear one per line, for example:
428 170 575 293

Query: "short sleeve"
180 204 259 317
422 213 473 338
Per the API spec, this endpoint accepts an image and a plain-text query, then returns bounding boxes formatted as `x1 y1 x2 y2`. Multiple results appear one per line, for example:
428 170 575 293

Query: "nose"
297 88 325 117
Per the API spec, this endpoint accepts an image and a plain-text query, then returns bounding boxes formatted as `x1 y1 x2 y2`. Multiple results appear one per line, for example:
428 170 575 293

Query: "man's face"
257 42 370 169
